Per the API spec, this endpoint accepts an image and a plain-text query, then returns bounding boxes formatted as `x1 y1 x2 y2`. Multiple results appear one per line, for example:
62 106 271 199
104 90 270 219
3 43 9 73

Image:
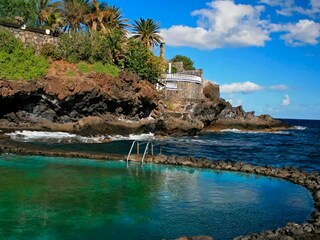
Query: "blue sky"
106 0 320 120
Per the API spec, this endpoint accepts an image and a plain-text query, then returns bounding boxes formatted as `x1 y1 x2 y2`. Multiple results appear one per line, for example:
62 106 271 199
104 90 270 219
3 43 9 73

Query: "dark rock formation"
177 236 214 240
0 71 159 131
0 70 288 135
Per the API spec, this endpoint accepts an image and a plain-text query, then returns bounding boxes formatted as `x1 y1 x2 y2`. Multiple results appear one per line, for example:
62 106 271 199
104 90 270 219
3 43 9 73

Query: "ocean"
1 118 319 239
7 118 320 172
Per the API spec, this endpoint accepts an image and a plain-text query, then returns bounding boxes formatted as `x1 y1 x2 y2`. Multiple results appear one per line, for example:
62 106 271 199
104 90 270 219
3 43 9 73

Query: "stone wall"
0 24 59 54
165 81 203 104
171 62 184 72
180 69 203 78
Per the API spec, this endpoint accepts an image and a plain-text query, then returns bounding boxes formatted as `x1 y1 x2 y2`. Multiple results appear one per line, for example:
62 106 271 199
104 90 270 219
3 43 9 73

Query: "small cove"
0 154 313 240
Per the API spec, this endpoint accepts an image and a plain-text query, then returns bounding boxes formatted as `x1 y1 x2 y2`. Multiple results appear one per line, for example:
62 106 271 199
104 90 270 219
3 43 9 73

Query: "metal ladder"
126 140 154 166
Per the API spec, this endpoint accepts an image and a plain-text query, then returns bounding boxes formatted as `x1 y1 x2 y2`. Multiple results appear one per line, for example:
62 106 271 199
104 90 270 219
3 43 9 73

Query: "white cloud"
282 94 291 106
270 84 289 90
161 1 271 49
220 81 263 93
160 0 320 49
279 20 320 46
260 0 295 16
260 0 291 6
260 0 320 17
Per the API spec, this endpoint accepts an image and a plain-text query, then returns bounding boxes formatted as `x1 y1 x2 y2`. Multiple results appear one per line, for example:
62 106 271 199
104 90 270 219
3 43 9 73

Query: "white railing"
126 140 154 167
161 73 202 84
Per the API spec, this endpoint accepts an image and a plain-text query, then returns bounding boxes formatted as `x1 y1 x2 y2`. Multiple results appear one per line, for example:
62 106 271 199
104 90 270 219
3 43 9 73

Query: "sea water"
0 155 313 240
8 119 320 171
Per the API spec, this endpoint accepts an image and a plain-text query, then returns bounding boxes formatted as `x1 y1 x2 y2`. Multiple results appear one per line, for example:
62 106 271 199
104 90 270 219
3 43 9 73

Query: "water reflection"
0 155 313 240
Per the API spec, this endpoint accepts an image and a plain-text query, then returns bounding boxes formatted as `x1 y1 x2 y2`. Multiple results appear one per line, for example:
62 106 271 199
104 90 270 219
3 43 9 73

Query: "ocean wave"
6 131 157 143
220 129 244 133
108 133 155 141
294 126 307 130
6 131 106 143
220 129 289 135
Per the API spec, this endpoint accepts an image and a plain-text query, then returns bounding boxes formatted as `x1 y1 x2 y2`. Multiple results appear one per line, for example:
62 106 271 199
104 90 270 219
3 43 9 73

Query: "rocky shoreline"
0 61 289 136
0 136 319 240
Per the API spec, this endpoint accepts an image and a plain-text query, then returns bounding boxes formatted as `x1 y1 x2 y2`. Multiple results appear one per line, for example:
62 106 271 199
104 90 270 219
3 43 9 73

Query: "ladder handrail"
126 140 137 165
141 141 151 166
126 140 153 167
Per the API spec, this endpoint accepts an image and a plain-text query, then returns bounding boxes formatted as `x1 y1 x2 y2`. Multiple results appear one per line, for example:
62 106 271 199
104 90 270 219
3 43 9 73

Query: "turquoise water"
0 155 313 240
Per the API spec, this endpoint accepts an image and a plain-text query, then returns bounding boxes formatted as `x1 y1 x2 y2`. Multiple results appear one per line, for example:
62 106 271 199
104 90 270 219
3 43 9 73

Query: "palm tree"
34 0 60 28
104 5 129 35
84 1 129 35
131 18 163 49
84 0 108 32
59 0 90 32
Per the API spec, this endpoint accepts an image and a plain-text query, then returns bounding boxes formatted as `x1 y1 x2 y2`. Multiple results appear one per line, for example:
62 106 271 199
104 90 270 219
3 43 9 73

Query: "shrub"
40 43 58 59
124 39 165 83
0 49 48 80
0 0 37 26
55 32 92 63
90 33 113 64
171 55 195 70
0 30 23 53
0 30 48 80
54 30 128 66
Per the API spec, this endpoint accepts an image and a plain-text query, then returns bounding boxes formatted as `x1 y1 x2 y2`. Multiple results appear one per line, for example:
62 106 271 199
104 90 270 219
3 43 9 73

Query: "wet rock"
177 236 214 240
315 191 320 201
41 109 56 121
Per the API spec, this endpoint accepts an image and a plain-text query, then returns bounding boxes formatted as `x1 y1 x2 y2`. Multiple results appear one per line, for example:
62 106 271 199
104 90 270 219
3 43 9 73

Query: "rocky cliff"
0 61 288 136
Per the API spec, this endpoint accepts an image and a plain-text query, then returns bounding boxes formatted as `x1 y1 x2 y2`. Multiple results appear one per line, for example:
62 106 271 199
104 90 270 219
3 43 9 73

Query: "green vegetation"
124 40 165 83
55 32 92 63
66 69 75 77
0 0 37 25
0 30 48 80
76 62 90 73
92 62 119 77
132 18 163 48
171 55 195 70
76 62 120 77
39 43 58 58
34 0 61 28
0 0 165 83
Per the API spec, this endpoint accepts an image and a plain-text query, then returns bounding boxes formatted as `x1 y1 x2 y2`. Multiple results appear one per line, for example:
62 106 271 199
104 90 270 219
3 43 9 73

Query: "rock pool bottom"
0 155 313 240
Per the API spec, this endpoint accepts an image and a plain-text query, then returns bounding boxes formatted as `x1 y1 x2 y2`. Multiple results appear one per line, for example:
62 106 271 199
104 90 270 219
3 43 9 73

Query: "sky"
106 0 320 120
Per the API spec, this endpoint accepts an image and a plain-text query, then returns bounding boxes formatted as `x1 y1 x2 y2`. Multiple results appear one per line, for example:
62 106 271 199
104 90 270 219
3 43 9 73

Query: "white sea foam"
220 129 244 133
6 131 105 143
294 126 307 130
220 129 290 135
6 130 157 143
108 133 155 141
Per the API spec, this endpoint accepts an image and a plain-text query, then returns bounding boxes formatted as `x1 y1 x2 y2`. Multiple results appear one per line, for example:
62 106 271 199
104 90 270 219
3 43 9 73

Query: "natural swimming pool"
0 154 313 240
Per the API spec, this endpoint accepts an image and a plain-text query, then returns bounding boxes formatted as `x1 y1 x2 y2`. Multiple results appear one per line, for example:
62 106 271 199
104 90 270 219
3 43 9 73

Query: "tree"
131 18 163 49
0 0 37 25
59 0 90 32
84 0 108 32
85 2 129 35
170 55 195 70
103 5 129 35
124 39 165 83
34 0 60 28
